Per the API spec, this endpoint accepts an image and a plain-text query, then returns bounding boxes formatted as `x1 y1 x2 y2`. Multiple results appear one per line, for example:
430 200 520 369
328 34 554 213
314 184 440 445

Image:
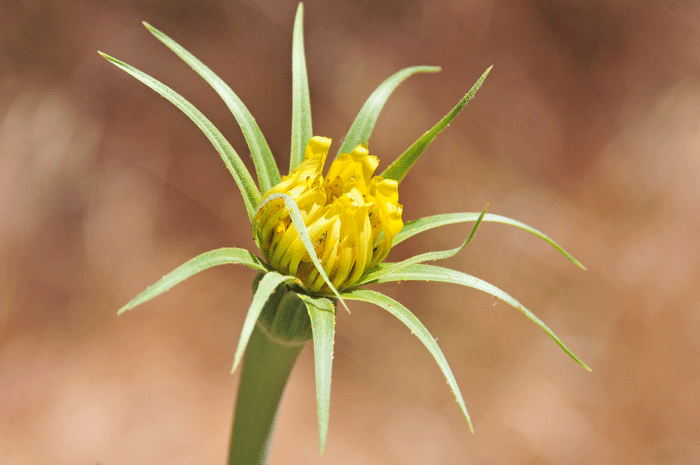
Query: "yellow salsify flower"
254 136 403 294
102 4 589 463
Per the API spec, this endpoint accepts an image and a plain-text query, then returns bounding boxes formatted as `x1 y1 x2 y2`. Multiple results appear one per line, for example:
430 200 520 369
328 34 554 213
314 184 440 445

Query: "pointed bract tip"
231 358 241 375
478 66 493 82
97 52 121 65
116 305 130 316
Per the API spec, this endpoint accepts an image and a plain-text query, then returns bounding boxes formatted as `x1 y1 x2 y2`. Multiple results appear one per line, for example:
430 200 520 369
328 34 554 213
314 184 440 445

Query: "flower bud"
254 136 403 293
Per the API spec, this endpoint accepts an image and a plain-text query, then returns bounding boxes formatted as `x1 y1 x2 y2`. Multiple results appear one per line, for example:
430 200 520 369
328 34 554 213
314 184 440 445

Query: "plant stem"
227 279 313 465
227 322 305 464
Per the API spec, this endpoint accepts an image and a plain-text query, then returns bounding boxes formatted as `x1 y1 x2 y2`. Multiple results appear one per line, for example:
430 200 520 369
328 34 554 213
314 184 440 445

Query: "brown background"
2 0 699 463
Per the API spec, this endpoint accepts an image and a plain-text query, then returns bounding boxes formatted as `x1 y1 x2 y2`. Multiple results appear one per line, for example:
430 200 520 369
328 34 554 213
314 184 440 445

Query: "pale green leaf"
336 66 441 158
290 3 313 172
231 272 299 373
299 294 336 455
366 263 591 371
381 66 492 183
117 248 267 315
142 22 281 194
98 52 261 220
343 289 473 432
394 212 586 269
254 193 349 311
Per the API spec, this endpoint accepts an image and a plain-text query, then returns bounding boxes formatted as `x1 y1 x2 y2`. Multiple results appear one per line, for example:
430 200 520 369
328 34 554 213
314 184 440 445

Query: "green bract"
102 2 589 456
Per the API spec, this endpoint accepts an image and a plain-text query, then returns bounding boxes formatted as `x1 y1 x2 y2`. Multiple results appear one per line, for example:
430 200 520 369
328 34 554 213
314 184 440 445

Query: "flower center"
254 136 403 293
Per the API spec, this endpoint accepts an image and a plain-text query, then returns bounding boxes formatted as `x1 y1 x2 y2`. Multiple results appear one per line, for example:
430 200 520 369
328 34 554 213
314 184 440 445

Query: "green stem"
228 280 312 465
227 323 305 464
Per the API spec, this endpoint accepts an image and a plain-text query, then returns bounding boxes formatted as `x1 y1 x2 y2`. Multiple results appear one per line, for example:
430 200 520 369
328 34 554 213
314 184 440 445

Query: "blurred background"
1 0 699 463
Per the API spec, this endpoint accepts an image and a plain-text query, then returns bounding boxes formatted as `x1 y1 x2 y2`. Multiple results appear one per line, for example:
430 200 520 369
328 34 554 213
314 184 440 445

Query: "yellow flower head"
254 136 403 293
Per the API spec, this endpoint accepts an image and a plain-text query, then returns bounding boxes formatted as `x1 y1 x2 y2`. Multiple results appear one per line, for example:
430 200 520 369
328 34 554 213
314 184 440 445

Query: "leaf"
299 294 336 455
98 52 261 221
290 3 313 173
355 205 487 286
381 66 492 183
394 212 586 269
254 193 349 312
366 263 591 371
231 271 299 373
343 289 473 432
336 66 441 158
142 22 282 194
117 248 267 315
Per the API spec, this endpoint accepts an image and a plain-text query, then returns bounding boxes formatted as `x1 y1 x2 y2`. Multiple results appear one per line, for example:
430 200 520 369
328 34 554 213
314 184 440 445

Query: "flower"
102 3 588 458
254 136 403 294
